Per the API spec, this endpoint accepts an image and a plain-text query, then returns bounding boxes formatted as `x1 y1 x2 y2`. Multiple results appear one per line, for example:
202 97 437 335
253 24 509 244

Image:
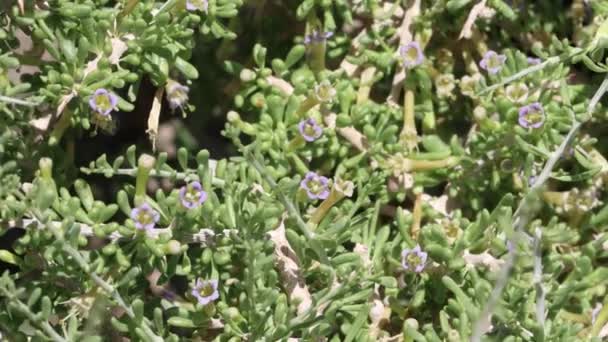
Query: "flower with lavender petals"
179 181 207 209
304 30 333 45
300 172 330 200
130 203 160 231
399 41 424 69
518 102 545 129
186 0 208 12
89 88 118 116
191 278 219 305
165 79 190 111
527 57 542 65
298 118 323 142
479 50 506 75
401 244 428 273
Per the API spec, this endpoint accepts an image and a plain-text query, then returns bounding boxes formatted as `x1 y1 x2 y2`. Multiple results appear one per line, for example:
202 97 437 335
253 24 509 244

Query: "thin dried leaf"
266 76 294 95
56 90 76 116
146 88 165 151
459 0 494 40
463 250 505 273
267 216 312 315
83 55 103 78
29 115 52 131
109 37 129 65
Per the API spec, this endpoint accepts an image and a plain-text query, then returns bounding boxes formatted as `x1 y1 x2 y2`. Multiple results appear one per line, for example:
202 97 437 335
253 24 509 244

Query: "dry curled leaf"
146 88 165 152
459 0 495 40
463 250 505 272
267 216 312 315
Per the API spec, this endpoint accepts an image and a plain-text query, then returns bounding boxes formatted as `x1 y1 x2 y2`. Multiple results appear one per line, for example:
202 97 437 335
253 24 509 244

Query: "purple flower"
518 102 545 129
304 30 333 45
298 118 323 142
399 41 424 69
191 279 219 305
179 181 207 209
300 172 330 200
89 88 118 116
165 80 190 111
130 203 160 231
527 57 542 65
401 244 428 273
186 0 208 12
479 50 507 75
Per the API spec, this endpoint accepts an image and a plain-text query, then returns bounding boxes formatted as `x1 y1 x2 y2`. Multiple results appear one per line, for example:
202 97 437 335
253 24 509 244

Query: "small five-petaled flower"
186 0 208 12
179 181 208 209
304 30 333 45
313 80 337 103
300 172 330 200
479 50 506 75
191 278 219 305
165 80 190 111
130 203 160 232
298 118 323 142
401 244 428 273
399 41 424 69
89 88 118 116
518 102 545 129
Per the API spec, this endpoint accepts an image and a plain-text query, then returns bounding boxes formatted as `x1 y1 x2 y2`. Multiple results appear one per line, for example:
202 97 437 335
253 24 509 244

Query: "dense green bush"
3 0 608 340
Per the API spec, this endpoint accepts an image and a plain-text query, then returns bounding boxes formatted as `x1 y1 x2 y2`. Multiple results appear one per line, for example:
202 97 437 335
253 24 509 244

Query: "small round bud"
405 318 419 330
138 154 156 169
239 68 256 82
473 106 487 121
227 111 240 123
166 240 182 255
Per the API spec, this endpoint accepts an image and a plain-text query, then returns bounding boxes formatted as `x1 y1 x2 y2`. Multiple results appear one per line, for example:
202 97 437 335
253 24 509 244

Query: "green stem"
294 96 319 118
49 109 73 146
400 88 418 150
309 190 344 225
134 155 155 206
471 72 608 342
402 156 459 172
287 136 306 152
0 285 67 342
309 42 326 75
590 302 608 337
0 95 39 106
478 50 583 95
246 152 329 263
81 167 226 187
153 0 178 18
56 234 163 341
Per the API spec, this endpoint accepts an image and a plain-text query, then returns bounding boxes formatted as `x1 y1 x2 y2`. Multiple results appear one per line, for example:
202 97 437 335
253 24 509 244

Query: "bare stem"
0 95 39 106
471 72 608 342
0 284 67 342
246 152 329 263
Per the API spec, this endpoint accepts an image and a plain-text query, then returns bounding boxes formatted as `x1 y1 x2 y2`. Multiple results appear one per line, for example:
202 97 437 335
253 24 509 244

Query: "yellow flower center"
137 211 153 225
407 253 422 267
198 283 215 297
405 46 419 62
95 94 112 111
524 111 543 125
